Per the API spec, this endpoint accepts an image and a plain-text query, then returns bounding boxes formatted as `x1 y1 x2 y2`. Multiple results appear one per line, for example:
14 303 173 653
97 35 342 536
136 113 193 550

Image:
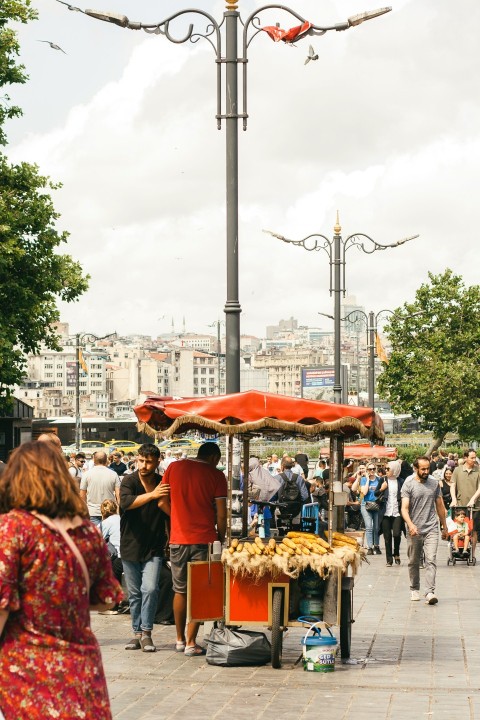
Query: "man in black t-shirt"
119 444 170 653
109 452 127 476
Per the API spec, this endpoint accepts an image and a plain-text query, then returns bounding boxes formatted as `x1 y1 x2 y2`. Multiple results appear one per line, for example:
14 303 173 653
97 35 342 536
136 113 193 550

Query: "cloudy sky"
7 0 480 340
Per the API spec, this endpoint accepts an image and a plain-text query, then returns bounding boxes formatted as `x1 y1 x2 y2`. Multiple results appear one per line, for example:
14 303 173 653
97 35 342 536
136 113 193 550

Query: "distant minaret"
182 316 186 335
171 317 175 334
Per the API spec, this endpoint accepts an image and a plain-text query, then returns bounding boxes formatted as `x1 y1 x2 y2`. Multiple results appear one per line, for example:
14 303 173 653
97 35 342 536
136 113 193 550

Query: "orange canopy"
320 443 397 460
134 390 384 442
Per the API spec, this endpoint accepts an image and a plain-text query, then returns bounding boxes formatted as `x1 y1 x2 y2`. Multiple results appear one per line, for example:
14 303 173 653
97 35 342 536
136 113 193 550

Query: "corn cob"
244 542 255 555
268 538 276 550
279 543 295 556
332 532 359 548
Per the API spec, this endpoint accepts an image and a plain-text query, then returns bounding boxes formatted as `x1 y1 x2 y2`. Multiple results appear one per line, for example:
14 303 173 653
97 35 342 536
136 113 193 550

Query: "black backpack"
278 472 302 517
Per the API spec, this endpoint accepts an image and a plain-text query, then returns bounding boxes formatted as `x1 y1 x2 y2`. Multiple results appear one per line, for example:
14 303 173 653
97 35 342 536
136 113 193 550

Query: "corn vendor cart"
135 390 385 668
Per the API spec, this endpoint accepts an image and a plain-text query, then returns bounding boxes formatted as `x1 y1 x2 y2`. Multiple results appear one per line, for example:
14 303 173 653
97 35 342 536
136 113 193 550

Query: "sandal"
184 644 206 657
175 641 186 653
140 635 156 653
125 636 141 650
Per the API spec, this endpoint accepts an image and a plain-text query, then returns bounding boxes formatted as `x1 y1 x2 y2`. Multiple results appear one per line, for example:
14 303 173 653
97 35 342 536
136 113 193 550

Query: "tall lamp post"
59 1 391 394
75 331 116 450
266 214 418 404
342 309 392 409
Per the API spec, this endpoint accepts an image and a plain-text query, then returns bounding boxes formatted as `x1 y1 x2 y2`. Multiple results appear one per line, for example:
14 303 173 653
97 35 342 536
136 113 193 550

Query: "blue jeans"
122 557 162 633
361 504 380 548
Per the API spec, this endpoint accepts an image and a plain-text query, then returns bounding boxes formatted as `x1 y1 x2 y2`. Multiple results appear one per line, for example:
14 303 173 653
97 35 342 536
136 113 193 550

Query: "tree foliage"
377 270 480 447
0 1 89 410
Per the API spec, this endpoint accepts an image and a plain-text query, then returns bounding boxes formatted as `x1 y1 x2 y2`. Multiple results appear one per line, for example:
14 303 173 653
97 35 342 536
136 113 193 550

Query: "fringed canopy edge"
137 413 384 442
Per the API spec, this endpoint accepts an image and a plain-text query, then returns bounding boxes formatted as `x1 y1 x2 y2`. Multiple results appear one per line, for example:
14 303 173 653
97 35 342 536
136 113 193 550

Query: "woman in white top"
380 460 405 566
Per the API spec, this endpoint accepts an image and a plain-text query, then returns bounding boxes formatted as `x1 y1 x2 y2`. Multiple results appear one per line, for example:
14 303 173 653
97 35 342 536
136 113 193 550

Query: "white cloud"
6 0 480 339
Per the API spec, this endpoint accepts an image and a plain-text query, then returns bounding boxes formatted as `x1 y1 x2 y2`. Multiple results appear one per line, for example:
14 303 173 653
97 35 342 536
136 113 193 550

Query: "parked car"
157 438 202 453
106 440 142 455
63 440 108 454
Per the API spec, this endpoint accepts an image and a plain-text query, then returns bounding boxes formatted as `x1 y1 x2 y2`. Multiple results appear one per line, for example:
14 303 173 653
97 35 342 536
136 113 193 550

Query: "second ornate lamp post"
59 0 391 394
266 213 418 405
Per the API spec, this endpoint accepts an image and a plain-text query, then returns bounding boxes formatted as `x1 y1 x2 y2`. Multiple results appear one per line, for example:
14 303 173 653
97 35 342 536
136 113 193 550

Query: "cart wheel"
340 589 352 659
271 588 284 669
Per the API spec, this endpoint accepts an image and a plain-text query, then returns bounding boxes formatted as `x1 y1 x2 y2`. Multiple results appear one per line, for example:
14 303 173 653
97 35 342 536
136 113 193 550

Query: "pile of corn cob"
227 531 360 558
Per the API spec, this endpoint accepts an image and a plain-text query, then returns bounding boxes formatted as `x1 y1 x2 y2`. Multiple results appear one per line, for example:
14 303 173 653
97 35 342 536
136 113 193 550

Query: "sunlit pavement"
93 538 480 719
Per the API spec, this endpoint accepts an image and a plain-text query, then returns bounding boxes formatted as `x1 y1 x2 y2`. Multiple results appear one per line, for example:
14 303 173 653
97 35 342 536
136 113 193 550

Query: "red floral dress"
0 510 124 720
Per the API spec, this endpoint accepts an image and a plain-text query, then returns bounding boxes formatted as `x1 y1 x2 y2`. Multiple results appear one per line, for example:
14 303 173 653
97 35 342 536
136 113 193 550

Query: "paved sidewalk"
93 539 480 720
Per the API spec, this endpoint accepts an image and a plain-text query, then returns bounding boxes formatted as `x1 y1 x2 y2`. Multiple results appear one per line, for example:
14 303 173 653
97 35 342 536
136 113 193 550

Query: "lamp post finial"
334 210 341 235
225 0 238 9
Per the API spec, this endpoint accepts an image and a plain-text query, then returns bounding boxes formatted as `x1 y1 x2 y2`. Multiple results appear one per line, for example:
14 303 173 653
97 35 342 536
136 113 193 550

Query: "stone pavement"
93 539 480 720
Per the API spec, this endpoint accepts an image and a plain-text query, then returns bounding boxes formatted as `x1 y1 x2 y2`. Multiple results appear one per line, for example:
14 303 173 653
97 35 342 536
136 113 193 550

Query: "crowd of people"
0 434 479 719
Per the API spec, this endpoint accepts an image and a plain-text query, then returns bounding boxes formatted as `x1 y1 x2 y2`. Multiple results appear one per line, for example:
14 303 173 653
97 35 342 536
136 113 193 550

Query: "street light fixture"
75 331 116 450
265 213 418 405
58 0 391 394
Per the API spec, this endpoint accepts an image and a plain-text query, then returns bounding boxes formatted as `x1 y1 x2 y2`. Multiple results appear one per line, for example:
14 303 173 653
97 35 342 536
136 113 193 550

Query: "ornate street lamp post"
266 213 418 404
75 331 116 450
58 0 391 394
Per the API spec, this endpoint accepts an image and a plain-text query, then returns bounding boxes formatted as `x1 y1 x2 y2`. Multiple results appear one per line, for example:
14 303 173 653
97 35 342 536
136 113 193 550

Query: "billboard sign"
301 366 348 403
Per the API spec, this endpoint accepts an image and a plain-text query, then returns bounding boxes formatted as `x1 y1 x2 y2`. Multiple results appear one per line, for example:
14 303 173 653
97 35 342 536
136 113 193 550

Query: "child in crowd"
453 509 471 557
100 500 122 583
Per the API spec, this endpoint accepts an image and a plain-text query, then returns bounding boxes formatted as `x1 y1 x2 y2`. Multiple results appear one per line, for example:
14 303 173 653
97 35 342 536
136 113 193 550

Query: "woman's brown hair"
0 441 87 518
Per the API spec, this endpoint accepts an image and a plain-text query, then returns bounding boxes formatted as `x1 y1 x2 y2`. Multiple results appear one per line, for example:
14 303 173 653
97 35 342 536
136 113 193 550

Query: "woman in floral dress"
0 441 123 720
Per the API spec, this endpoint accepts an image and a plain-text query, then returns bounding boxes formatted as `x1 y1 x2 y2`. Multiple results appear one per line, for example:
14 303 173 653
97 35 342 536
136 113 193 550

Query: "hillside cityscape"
18 295 404 428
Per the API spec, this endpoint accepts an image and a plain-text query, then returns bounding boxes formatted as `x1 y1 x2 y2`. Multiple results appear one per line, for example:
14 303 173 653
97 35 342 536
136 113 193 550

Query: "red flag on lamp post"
262 21 312 43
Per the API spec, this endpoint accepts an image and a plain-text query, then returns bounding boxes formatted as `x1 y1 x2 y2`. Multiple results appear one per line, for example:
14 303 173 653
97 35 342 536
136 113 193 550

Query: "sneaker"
367 548 374 556
425 593 438 605
374 546 382 555
386 561 393 567
410 590 420 601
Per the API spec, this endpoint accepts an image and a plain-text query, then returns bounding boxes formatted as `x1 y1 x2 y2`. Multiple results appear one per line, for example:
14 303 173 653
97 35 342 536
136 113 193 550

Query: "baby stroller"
447 507 476 566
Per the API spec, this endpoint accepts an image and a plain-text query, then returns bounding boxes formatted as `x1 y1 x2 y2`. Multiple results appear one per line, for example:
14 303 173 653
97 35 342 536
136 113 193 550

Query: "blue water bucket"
298 616 337 673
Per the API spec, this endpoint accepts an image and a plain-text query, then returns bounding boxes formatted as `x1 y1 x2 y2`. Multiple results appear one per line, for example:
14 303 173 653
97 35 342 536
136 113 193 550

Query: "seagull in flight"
304 45 319 65
38 40 67 54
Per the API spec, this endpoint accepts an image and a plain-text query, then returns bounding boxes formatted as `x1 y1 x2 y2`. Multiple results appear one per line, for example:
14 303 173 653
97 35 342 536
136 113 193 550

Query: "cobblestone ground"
93 540 480 720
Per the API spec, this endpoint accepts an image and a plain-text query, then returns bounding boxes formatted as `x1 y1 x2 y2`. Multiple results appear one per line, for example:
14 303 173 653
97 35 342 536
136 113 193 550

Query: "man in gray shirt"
80 450 120 525
401 456 447 605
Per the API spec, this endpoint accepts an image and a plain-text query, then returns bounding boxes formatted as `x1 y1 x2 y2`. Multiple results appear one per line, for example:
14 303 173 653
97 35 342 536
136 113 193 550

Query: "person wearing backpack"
276 456 310 529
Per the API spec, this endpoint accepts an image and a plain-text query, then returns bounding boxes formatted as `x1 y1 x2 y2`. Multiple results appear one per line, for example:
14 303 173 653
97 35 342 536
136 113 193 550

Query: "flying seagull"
38 40 67 54
304 45 319 65
55 0 84 10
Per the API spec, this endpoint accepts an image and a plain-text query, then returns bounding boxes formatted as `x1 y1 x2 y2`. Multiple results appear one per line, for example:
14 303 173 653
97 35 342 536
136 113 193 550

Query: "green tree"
377 269 480 454
0 1 88 410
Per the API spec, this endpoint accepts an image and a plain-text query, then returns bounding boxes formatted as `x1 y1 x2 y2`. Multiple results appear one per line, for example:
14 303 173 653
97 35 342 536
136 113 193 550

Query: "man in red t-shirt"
161 442 227 656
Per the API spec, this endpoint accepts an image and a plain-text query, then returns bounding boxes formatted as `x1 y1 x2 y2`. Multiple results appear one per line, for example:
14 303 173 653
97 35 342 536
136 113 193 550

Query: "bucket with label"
298 616 337 672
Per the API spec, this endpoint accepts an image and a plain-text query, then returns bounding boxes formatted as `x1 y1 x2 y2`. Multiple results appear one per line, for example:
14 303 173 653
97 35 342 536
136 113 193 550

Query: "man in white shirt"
80 450 120 526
